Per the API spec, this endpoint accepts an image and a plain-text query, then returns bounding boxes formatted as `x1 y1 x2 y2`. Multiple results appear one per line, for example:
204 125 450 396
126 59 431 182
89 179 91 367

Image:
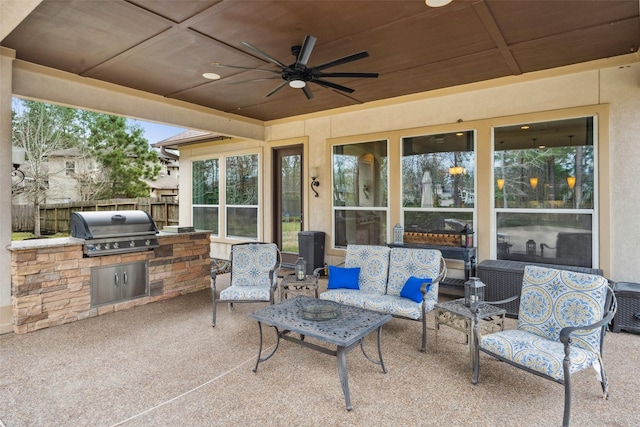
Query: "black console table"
389 243 477 296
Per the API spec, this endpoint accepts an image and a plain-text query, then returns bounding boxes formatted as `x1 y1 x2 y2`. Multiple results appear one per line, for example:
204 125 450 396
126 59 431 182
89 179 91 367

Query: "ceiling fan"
205 35 378 99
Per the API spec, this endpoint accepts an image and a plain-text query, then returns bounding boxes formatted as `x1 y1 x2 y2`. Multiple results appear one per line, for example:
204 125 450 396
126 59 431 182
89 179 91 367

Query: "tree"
12 100 81 237
85 114 160 198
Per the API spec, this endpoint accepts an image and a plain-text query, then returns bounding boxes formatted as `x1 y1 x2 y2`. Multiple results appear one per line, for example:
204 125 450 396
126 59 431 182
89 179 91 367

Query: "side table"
280 274 319 301
434 298 506 368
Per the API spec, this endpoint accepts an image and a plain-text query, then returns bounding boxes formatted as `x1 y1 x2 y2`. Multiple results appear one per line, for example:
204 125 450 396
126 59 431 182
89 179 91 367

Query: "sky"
127 119 186 145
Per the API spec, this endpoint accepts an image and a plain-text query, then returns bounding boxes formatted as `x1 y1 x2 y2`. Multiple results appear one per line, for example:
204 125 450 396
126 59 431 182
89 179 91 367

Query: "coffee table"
247 296 392 411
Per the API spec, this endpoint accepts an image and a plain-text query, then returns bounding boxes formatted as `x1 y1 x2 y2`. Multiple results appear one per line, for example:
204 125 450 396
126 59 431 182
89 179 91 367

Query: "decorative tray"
298 299 341 321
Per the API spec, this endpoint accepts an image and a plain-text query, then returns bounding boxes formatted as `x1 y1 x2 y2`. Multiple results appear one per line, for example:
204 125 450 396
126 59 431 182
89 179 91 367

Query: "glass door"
273 146 303 265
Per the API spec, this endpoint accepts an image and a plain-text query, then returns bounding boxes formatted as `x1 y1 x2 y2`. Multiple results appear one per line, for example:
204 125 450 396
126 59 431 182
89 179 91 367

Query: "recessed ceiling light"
456 132 464 136
425 0 452 7
521 125 530 130
202 73 221 80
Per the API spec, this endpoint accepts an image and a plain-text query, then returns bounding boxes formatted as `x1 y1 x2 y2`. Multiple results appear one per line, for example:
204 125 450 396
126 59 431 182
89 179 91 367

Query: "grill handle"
111 214 127 223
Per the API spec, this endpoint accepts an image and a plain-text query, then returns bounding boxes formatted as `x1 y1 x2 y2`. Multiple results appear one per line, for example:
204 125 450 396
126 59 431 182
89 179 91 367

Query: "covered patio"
0 275 638 426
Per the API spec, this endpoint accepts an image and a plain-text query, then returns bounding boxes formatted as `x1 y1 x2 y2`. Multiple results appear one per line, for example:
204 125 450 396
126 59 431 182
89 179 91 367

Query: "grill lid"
70 210 159 239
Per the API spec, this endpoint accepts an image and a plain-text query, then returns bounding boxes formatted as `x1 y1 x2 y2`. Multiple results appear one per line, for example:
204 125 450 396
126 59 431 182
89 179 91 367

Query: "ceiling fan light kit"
208 35 378 99
425 0 452 7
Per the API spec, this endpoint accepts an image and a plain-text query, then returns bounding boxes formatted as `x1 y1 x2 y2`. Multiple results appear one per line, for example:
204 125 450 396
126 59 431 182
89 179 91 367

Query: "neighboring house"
12 147 100 204
146 130 217 199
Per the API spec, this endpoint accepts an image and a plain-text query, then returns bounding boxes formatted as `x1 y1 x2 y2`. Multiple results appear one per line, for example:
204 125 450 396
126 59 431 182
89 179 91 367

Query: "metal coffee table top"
247 296 392 347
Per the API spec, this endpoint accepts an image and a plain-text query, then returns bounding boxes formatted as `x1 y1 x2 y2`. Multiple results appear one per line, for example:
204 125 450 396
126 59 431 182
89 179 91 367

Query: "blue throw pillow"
400 276 432 303
327 266 360 290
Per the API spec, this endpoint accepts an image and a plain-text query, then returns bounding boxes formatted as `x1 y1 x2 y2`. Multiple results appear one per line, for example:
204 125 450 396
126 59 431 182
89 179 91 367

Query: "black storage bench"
611 282 640 333
477 260 603 318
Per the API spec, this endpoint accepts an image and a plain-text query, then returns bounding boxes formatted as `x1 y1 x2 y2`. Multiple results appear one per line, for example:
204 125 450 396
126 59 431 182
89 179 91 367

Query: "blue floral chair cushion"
212 243 280 326
479 265 608 379
473 264 616 426
344 244 390 295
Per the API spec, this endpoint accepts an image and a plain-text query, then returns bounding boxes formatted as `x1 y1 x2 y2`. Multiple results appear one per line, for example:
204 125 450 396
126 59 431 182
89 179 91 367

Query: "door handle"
123 271 128 287
114 272 119 288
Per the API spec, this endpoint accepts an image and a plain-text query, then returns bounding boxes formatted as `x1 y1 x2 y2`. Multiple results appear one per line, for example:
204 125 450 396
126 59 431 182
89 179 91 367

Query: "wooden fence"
12 198 179 234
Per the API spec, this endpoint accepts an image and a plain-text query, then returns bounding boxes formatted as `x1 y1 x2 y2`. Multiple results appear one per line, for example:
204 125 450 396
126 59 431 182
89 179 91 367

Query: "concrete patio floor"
0 274 638 426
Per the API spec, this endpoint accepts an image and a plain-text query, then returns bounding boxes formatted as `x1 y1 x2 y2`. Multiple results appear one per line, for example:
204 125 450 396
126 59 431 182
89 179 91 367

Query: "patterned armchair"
211 242 281 326
471 265 617 427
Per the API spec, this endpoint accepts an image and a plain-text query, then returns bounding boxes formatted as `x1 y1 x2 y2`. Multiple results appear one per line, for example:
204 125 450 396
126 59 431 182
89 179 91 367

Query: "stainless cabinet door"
120 261 148 301
91 265 120 306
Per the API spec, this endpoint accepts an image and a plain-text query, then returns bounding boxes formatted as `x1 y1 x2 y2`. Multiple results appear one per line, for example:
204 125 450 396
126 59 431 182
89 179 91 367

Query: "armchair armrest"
210 270 217 291
422 257 447 296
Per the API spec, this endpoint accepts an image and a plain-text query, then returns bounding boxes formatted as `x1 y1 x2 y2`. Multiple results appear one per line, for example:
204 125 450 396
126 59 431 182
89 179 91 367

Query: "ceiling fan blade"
302 85 314 100
295 35 317 69
312 79 355 94
313 51 370 72
265 81 288 97
241 41 288 69
212 63 280 74
228 77 281 85
316 72 379 78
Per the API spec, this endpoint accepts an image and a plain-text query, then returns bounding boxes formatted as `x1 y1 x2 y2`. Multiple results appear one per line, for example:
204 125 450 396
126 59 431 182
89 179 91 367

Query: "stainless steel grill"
70 210 159 257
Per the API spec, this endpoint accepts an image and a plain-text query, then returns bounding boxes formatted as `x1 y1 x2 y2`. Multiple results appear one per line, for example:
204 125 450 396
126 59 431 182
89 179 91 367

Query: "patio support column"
0 47 15 333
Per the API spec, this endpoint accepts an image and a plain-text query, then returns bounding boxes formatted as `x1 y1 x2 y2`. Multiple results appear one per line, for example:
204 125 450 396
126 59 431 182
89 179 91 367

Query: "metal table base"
247 296 392 411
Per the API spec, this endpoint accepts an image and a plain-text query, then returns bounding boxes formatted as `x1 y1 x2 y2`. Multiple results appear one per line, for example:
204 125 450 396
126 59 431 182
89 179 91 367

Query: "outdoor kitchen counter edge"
7 231 211 251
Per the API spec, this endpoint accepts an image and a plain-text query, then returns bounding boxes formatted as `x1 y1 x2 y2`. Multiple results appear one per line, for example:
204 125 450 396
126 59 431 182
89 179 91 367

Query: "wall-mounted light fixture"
567 176 576 189
529 177 538 190
310 167 320 197
449 166 466 175
496 178 505 191
12 146 26 187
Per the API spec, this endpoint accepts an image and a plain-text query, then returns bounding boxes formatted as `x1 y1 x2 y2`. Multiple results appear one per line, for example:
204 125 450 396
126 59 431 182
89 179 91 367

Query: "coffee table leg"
337 346 352 411
252 322 280 373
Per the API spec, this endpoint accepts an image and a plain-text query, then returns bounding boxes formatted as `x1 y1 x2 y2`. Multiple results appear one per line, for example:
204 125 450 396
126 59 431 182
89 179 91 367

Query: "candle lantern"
464 277 486 307
526 239 536 255
294 257 307 281
459 224 474 248
393 223 404 245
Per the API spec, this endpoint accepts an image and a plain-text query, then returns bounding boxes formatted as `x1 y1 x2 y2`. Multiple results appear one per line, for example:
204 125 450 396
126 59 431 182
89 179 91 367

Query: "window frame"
330 139 389 249
491 114 599 267
400 129 477 241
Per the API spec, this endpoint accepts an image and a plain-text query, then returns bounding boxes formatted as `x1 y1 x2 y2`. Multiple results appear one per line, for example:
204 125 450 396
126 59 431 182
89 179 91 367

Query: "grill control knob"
145 240 151 246
129 241 136 247
113 242 119 249
104 243 110 249
95 244 102 250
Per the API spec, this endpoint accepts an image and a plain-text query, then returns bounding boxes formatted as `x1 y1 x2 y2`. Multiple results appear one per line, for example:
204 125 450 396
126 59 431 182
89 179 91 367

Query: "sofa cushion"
345 245 390 295
388 248 441 298
400 276 432 303
327 266 360 290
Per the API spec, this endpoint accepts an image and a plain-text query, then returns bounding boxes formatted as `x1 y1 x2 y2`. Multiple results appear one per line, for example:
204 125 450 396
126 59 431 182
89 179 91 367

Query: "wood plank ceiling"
2 0 639 122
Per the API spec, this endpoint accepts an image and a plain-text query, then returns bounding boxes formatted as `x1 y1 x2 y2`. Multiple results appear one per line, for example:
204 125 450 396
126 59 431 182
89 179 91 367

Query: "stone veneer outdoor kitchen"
9 231 211 334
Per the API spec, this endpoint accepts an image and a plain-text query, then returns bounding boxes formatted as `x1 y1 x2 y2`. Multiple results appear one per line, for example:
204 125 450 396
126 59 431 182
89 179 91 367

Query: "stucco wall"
265 62 640 282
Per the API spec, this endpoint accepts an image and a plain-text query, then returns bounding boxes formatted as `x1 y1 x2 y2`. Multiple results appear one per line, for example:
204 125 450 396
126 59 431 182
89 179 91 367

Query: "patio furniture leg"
359 326 388 373
337 346 352 411
252 323 280 373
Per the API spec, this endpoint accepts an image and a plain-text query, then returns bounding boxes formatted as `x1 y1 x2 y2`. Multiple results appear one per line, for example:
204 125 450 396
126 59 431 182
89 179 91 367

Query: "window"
192 158 219 235
65 161 75 176
401 131 475 236
226 154 259 239
493 116 596 267
332 140 388 248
